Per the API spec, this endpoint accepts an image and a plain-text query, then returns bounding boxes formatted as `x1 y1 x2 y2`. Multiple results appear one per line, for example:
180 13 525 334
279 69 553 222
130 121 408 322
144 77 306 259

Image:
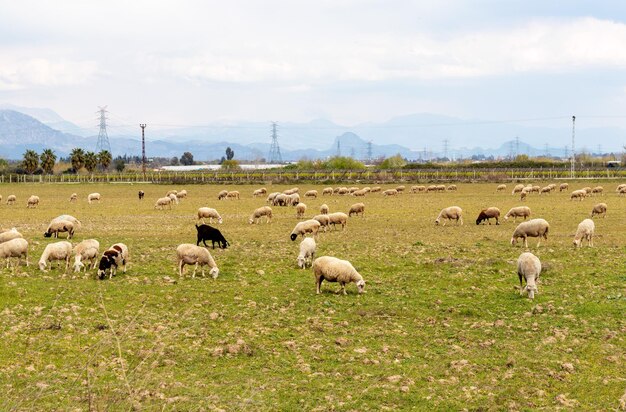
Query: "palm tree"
40 149 57 175
84 151 98 174
22 150 39 174
70 148 85 173
98 150 112 171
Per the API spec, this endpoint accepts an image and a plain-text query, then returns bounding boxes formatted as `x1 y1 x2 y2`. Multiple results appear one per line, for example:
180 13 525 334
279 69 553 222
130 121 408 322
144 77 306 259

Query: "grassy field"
0 181 624 411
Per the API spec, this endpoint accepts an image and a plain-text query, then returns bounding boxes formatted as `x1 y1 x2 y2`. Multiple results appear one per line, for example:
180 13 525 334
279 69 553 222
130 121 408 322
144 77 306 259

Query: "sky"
2 0 626 134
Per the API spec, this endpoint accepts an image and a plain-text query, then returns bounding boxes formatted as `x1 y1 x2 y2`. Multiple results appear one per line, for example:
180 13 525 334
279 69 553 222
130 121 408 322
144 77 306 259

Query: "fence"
0 167 624 185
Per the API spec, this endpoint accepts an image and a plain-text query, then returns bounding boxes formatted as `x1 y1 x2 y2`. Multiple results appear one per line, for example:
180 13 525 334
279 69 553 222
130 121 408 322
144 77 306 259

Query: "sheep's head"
434 219 440 225
297 255 305 269
510 237 517 246
356 279 366 294
43 231 52 238
290 233 298 241
38 261 47 271
73 261 85 273
248 217 254 224
573 238 581 248
210 267 219 279
218 218 223 224
524 284 538 299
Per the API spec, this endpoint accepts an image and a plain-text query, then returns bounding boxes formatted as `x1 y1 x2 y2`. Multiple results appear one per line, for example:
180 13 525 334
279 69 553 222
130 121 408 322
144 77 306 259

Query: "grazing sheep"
313 256 366 295
69 193 78 202
435 206 463 226
304 190 318 198
573 218 595 248
382 189 398 197
322 187 333 196
570 189 586 201
87 193 101 204
44 220 75 239
97 243 129 279
520 187 532 201
0 238 29 268
530 185 540 193
619 186 626 196
73 239 100 272
447 184 457 191
26 195 40 208
290 219 321 241
249 206 273 224
320 204 329 215
412 185 426 193
296 202 307 219
0 228 23 244
168 193 179 205
217 190 228 200
176 244 219 279
138 190 145 200
512 184 525 195
154 196 172 210
426 185 437 192
337 187 349 195
195 224 229 249
226 190 240 200
297 237 316 269
559 183 569 192
272 193 289 206
517 252 541 299
51 215 82 230
6 195 16 205
616 183 626 193
582 186 592 195
253 188 267 197
197 207 223 224
352 189 368 197
327 212 348 231
504 206 531 222
286 193 300 206
511 218 549 248
370 187 382 193
348 202 365 217
38 241 72 272
312 214 331 232
166 190 178 197
476 207 501 225
176 189 188 199
590 202 607 218
540 186 551 195
591 186 603 196
283 187 299 195
266 192 280 204
496 184 507 192
395 185 406 193
547 183 557 191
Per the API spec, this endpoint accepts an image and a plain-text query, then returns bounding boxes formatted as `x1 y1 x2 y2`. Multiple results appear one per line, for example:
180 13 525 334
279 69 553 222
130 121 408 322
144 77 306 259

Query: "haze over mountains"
0 104 624 161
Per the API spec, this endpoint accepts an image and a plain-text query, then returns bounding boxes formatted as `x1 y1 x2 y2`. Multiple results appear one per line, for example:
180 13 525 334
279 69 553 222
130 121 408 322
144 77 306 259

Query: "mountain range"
1 105 624 161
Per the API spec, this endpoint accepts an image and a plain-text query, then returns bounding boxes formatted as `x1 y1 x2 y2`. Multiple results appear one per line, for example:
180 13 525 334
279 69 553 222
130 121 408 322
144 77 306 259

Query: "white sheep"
6 195 16 205
168 193 179 205
511 218 550 248
320 204 329 215
44 220 75 239
412 185 426 193
51 215 82 230
0 228 23 244
447 184 457 191
476 207 500 225
217 190 228 200
591 186 603 196
297 237 316 269
352 189 367 197
573 218 595 248
435 206 463 226
154 196 172 210
166 190 178 197
590 203 607 218
511 184 525 195
517 252 541 299
540 186 551 195
304 190 318 198
348 202 365 217
39 241 72 272
87 193 101 204
69 193 78 202
272 193 290 206
287 193 300 205
504 206 531 222
290 219 321 241
253 188 267 197
616 183 626 193
97 243 129 279
327 212 348 231
283 187 299 195
370 187 381 193
382 189 398 196
249 206 273 224
322 187 333 196
26 195 40 208
0 238 29 269
312 214 331 232
570 189 586 201
313 256 366 295
266 192 280 204
73 239 100 272
296 202 307 219
176 189 188 199
226 190 240 200
176 243 219 278
559 183 569 192
496 184 507 192
197 207 223 224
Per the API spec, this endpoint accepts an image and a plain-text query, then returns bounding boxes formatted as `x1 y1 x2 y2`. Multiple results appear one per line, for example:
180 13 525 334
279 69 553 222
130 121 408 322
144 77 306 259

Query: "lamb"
6 195 16 205
26 195 40 208
290 219 321 241
217 190 228 200
195 224 229 249
73 239 100 272
226 190 240 200
97 243 129 279
38 241 72 272
138 190 145 200
573 218 595 248
559 183 569 192
154 196 172 210
512 184 525 195
476 207 500 225
87 193 101 204
44 220 75 239
304 190 318 198
249 206 273 224
511 218 549 248
176 189 188 199
312 256 366 295
591 186 603 196
297 237 316 269
382 189 398 196
322 187 333 195
176 243 219 278
496 184 507 192
320 204 329 215
69 193 78 202
296 202 307 219
327 212 348 231
0 238 29 268
312 214 331 232
253 188 267 197
348 202 365 217
504 206 531 222
570 189 586 201
197 207 223 224
590 202 607 218
517 252 541 299
435 206 463 226
0 228 23 244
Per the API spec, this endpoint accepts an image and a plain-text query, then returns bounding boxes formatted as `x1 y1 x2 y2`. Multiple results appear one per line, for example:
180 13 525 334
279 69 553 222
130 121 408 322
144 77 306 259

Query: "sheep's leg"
179 260 185 277
192 263 198 278
316 277 322 294
339 282 347 295
523 237 528 248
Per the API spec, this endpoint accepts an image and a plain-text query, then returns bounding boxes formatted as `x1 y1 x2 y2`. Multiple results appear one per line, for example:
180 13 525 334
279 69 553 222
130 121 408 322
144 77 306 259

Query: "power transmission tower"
544 143 549 157
564 145 568 160
268 122 282 163
96 106 112 153
515 136 520 158
140 124 147 181
508 141 514 159
571 116 576 178
336 139 341 157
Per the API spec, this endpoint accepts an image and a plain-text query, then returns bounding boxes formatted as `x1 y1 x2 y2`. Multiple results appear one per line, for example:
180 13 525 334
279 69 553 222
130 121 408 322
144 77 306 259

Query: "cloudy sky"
2 0 626 132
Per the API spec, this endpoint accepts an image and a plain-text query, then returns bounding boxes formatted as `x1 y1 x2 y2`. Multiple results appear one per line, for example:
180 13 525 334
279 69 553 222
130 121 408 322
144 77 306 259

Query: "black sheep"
138 190 145 200
195 224 230 249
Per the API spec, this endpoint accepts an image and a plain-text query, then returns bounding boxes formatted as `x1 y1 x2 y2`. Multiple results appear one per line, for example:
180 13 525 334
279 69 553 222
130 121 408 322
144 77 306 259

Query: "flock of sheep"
0 181 623 298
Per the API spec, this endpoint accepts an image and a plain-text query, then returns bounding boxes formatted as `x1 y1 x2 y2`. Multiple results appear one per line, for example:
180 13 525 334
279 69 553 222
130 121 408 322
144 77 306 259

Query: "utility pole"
140 124 147 181
571 116 576 178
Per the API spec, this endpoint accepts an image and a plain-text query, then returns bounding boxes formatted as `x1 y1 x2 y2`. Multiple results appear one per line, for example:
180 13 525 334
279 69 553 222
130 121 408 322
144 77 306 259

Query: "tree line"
20 148 114 174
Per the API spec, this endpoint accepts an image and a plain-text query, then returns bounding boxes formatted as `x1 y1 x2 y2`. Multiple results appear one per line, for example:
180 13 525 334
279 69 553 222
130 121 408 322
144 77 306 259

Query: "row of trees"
21 148 113 174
